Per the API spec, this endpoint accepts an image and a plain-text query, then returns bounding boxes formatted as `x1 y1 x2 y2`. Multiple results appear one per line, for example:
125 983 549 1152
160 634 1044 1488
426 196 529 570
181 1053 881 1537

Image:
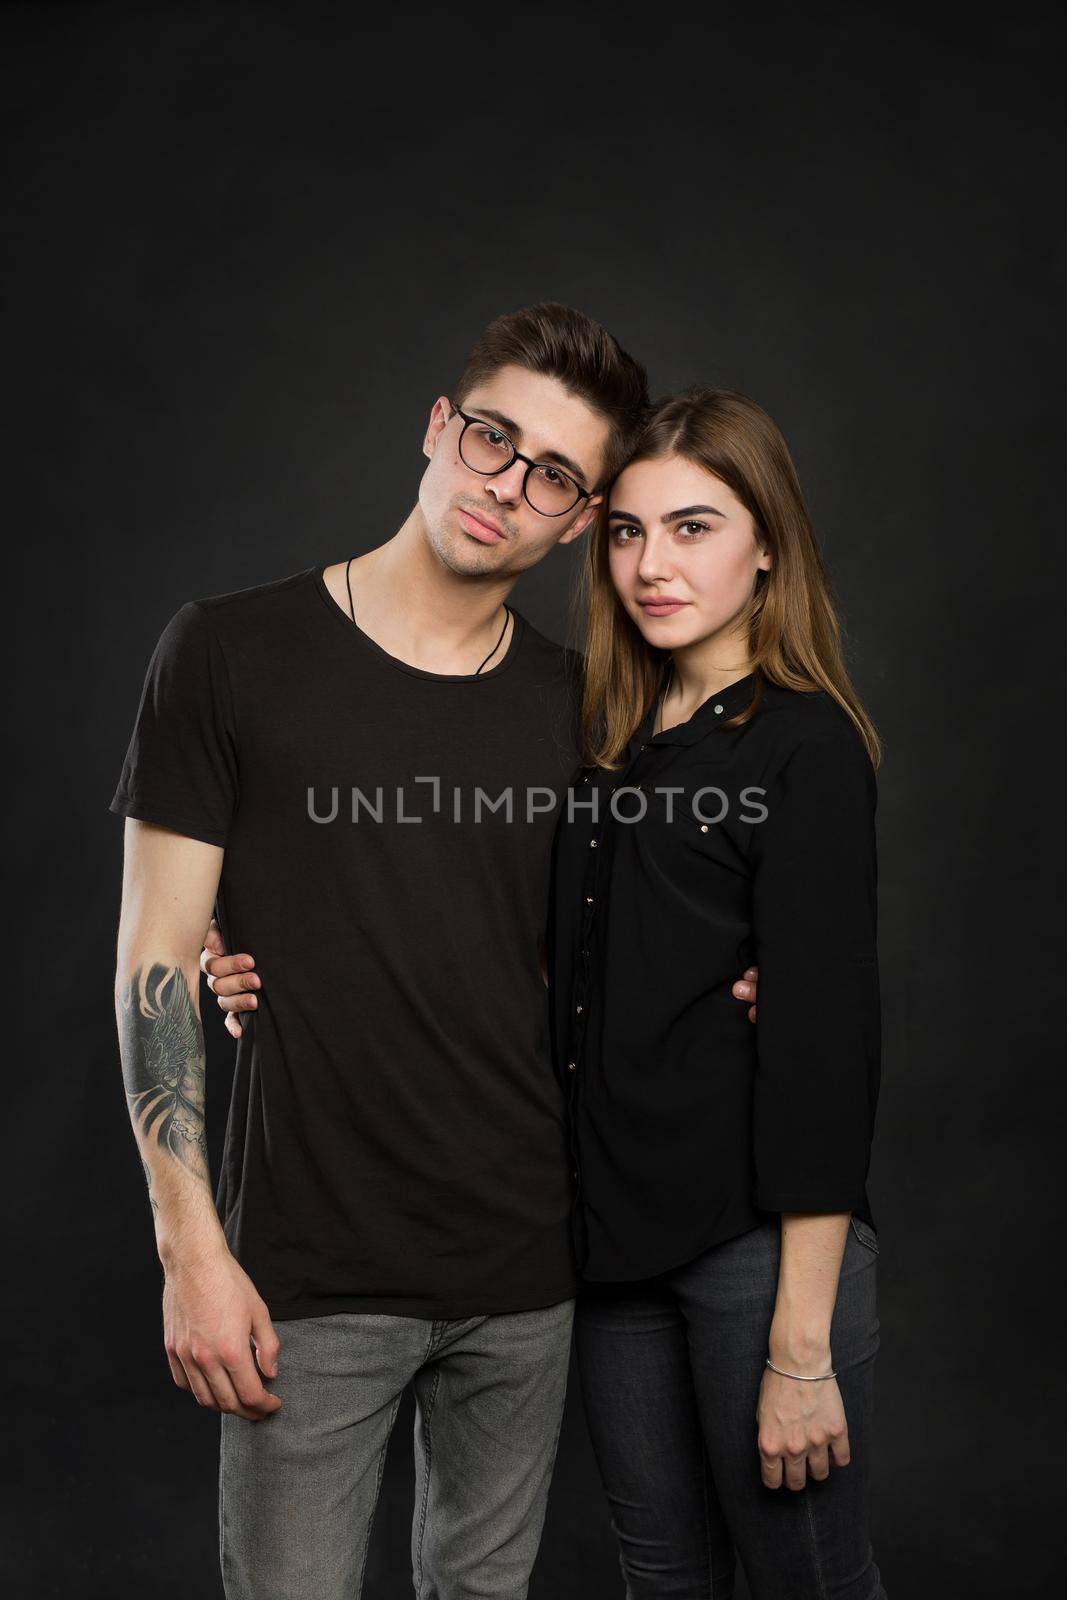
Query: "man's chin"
431 524 511 576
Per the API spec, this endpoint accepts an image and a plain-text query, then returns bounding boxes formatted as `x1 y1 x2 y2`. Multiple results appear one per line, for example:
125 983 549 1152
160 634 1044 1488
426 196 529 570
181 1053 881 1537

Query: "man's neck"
322 507 517 676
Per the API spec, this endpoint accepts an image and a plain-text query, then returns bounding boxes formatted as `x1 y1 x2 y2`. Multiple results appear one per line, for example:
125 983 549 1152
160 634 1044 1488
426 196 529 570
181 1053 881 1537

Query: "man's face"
419 364 610 579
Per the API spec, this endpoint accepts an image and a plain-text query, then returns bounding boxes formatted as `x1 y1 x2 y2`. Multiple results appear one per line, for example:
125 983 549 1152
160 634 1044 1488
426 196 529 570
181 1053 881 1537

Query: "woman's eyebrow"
607 504 727 524
661 504 726 521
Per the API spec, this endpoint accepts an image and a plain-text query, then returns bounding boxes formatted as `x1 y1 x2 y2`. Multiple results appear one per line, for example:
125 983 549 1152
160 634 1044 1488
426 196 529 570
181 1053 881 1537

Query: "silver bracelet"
765 1357 836 1381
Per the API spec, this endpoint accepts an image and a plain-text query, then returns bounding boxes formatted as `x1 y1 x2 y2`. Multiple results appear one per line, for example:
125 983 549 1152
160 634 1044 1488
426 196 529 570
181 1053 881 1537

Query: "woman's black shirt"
547 670 881 1282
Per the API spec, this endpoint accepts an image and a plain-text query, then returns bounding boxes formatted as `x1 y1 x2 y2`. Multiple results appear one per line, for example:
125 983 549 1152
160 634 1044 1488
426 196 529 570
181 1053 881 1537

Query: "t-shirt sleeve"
749 725 881 1213
110 601 238 848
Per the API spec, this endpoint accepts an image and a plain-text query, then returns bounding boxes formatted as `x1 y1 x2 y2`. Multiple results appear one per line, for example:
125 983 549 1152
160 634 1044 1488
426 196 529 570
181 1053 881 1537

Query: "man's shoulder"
511 609 585 682
189 567 318 630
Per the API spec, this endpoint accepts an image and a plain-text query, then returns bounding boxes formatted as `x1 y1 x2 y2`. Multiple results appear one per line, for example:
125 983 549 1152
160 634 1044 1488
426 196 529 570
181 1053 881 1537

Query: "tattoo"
119 964 209 1188
140 1156 159 1215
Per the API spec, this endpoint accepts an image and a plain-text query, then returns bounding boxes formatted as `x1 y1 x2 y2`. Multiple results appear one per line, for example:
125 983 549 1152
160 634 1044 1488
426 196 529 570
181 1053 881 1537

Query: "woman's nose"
637 532 673 582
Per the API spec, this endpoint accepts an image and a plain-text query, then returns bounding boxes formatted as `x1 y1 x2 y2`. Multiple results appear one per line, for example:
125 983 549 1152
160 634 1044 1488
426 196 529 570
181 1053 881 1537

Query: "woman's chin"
629 609 696 645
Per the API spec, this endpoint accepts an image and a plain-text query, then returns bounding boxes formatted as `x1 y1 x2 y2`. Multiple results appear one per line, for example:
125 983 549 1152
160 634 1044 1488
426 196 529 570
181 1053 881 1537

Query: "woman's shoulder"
752 684 874 772
758 682 854 730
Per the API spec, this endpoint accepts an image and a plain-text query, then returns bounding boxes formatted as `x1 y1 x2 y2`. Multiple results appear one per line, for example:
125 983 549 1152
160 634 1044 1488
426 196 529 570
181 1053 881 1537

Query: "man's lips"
637 597 690 616
458 508 506 543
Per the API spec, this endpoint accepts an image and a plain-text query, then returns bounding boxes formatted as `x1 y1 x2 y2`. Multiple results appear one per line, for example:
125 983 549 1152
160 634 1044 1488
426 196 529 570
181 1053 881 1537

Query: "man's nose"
483 460 525 505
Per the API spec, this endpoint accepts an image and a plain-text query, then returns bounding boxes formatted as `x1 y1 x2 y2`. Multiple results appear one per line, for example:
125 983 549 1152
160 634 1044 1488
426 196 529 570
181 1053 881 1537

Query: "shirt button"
590 840 598 848
714 704 723 714
566 1061 577 1072
581 947 589 957
585 895 594 905
576 1004 583 1014
701 824 708 832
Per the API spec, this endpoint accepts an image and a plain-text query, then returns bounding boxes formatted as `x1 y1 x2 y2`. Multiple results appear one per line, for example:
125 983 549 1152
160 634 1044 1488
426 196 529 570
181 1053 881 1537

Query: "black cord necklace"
474 604 512 673
345 557 511 675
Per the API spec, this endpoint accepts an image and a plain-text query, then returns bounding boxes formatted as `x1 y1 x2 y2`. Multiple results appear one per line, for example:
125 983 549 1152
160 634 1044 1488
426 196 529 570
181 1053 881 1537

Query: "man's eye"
534 464 565 487
480 428 511 452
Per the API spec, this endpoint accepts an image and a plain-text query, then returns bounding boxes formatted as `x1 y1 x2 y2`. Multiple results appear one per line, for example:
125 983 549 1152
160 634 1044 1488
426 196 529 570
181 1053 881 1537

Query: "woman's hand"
756 1363 850 1489
200 919 260 1039
732 964 758 1021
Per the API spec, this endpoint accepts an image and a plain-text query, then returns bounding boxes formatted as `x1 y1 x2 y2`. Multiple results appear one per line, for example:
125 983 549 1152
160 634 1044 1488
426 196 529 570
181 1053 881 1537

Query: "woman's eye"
610 524 641 543
677 520 709 537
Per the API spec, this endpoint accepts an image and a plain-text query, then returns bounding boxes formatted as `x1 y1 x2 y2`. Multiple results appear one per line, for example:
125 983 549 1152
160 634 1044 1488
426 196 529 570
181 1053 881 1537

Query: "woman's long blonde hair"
573 386 882 771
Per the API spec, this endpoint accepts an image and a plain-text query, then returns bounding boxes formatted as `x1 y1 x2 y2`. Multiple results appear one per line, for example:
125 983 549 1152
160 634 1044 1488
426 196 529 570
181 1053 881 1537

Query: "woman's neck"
660 635 754 727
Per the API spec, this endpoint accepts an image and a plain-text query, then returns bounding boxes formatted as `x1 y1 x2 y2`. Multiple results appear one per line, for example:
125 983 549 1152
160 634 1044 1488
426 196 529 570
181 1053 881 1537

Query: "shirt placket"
563 735 661 1235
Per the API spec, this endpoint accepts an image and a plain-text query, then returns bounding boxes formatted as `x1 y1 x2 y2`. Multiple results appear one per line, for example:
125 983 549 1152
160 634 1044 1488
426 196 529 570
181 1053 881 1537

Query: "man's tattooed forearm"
119 964 209 1187
140 1156 159 1214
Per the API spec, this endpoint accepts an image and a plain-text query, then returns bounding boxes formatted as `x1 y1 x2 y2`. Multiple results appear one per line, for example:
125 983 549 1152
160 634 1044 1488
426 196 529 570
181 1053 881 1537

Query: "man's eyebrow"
465 405 591 488
471 406 522 436
607 504 727 524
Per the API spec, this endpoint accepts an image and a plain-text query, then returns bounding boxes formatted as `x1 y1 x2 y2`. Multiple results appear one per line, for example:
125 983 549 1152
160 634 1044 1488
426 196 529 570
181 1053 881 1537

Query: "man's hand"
756 1366 850 1489
163 1235 282 1421
732 964 759 1022
201 920 260 1040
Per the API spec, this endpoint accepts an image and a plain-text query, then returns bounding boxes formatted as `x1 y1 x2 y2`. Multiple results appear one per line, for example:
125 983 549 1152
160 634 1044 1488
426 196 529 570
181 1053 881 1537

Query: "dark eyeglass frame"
446 399 594 517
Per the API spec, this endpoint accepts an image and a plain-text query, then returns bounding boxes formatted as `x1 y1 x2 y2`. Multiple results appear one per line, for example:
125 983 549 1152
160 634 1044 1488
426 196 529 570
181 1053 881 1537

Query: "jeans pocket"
849 1215 880 1255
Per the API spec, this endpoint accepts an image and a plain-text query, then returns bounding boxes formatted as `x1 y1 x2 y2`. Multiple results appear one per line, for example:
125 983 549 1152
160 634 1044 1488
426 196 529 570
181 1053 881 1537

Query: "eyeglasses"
446 400 593 518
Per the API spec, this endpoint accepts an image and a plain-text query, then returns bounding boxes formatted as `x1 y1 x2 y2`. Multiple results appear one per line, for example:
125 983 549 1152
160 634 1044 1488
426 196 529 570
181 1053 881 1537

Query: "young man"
112 303 761 1600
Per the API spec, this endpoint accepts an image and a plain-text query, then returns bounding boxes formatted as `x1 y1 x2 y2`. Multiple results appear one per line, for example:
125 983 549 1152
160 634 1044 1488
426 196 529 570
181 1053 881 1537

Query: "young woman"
548 385 886 1598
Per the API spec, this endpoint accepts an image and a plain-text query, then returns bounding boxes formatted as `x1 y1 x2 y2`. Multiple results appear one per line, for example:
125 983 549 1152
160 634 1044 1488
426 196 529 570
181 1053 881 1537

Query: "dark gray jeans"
575 1216 885 1599
219 1298 574 1599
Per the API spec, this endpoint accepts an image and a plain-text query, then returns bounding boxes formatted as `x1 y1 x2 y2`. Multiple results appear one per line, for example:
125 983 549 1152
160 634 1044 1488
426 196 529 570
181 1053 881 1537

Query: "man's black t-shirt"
111 566 584 1320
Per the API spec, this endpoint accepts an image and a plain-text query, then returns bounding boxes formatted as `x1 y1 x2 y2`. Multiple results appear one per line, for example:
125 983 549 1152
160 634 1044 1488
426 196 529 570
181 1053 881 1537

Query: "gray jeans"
218 1298 575 1599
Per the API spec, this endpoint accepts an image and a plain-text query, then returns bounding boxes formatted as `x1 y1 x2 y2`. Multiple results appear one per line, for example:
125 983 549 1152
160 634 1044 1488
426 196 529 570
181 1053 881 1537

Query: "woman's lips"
638 599 689 616
458 509 505 544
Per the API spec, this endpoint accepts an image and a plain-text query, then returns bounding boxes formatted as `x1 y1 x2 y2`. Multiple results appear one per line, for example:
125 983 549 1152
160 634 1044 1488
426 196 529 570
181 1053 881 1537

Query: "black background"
4 4 1064 1596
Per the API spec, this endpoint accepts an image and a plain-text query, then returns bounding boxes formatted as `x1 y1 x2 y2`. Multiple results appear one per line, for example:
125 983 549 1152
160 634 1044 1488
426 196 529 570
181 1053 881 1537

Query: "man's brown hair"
453 303 651 491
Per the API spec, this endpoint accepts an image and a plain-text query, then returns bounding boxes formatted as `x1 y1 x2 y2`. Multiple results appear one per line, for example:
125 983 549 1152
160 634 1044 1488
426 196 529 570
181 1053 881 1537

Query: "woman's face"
607 454 772 652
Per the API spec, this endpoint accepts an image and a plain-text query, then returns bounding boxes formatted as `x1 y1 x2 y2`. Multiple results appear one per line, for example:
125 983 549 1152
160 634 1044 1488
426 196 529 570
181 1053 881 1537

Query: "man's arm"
201 931 760 1036
117 820 280 1420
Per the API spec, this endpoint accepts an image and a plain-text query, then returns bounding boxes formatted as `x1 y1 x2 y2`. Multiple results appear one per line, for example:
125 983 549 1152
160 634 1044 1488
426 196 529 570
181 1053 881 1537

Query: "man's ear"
557 495 603 546
422 396 453 461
